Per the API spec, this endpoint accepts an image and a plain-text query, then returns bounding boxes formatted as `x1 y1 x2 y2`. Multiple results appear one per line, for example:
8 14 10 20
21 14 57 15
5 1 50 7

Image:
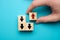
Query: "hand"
27 0 60 23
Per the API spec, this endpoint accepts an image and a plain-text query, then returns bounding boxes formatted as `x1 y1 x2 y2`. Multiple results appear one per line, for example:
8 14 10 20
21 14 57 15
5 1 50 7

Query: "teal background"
0 0 60 40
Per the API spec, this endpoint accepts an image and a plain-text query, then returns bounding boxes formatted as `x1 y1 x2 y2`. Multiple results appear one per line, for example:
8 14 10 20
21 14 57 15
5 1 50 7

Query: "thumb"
36 13 59 23
27 0 47 13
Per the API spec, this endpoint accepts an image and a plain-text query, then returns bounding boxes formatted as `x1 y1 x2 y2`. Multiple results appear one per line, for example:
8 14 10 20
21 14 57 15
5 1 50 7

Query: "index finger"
27 3 36 14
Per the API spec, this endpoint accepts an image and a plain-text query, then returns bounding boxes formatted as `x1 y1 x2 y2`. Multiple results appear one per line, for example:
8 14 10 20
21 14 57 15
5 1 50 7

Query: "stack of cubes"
18 12 37 31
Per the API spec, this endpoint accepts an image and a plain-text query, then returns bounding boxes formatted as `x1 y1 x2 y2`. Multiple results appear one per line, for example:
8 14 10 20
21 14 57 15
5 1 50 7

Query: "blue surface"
0 0 60 40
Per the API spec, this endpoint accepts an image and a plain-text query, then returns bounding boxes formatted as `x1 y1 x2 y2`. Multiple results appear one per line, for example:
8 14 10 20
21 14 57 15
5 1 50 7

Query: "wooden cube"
26 23 34 31
18 15 26 23
29 12 37 20
18 22 27 31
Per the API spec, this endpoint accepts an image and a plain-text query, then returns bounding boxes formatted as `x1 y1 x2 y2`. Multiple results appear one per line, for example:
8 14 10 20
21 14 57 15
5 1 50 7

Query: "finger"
27 3 36 14
36 14 59 23
27 0 47 13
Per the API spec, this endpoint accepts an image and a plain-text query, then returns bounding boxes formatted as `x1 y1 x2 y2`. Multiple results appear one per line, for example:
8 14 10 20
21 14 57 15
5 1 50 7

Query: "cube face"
18 15 26 23
29 12 37 20
26 23 34 31
18 22 26 31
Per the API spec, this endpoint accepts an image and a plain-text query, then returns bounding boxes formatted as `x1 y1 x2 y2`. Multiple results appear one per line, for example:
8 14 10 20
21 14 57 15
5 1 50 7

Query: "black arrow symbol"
20 16 24 22
20 24 24 29
28 24 31 29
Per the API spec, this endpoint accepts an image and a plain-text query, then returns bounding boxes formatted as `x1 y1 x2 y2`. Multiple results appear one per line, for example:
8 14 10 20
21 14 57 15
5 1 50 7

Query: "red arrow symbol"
31 13 35 19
